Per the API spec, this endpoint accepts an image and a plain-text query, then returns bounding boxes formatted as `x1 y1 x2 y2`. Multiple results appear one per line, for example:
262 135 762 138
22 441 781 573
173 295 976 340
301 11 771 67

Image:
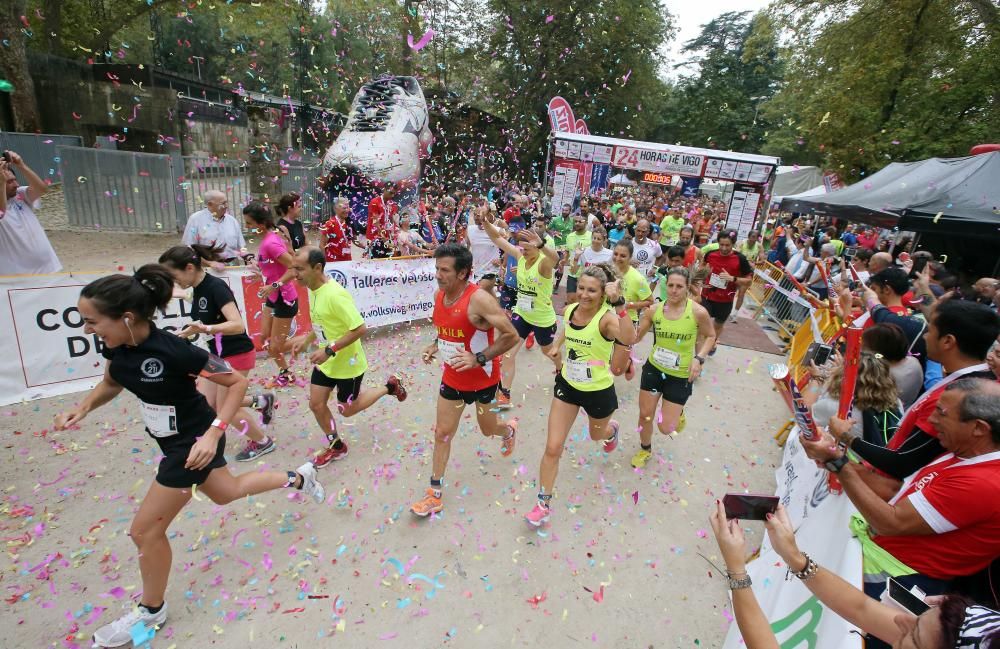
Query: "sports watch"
324 345 337 357
475 352 488 366
694 354 706 364
825 454 849 474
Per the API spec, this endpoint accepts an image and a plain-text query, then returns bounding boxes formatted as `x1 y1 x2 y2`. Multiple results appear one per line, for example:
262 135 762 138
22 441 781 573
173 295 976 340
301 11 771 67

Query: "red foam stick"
768 363 820 441
815 259 838 313
837 326 864 420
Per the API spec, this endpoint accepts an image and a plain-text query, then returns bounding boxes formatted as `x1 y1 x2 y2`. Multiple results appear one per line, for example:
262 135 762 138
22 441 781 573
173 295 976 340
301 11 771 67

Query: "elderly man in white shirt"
0 151 62 275
182 190 246 262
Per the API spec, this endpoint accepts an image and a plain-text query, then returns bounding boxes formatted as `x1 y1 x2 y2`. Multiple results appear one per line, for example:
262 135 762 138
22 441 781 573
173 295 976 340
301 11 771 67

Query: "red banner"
240 275 313 351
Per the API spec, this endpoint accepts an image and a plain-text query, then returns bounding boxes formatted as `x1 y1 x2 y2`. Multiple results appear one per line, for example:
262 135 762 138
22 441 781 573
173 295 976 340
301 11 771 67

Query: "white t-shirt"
182 209 247 259
585 213 602 232
0 186 62 275
467 221 500 279
578 246 613 269
631 238 661 278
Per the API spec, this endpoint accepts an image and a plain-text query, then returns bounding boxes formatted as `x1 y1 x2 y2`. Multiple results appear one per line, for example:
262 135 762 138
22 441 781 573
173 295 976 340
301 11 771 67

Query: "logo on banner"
547 97 589 134
141 358 164 379
326 269 348 287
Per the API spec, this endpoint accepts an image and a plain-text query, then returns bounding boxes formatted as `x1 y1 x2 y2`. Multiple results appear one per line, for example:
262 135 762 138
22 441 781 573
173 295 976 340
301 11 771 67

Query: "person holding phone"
629 267 716 468
54 265 324 648
0 149 61 275
710 501 1000 649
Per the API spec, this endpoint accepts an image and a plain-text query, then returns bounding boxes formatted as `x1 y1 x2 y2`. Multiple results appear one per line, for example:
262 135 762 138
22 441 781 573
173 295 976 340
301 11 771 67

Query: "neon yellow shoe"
631 449 652 469
676 412 687 434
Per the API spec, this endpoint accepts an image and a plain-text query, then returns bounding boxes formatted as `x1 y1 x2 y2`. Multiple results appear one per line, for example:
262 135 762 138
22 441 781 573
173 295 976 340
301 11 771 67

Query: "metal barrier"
744 261 815 341
280 163 323 223
59 146 182 232
787 308 842 386
0 131 83 185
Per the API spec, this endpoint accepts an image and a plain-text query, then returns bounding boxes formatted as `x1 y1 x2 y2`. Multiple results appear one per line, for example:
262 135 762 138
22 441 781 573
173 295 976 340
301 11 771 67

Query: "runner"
243 201 298 386
159 244 277 462
630 219 662 286
524 263 635 527
287 247 408 467
466 204 501 295
480 212 560 408
569 226 612 277
564 213 593 305
54 265 323 648
410 243 520 517
630 267 716 468
700 230 752 355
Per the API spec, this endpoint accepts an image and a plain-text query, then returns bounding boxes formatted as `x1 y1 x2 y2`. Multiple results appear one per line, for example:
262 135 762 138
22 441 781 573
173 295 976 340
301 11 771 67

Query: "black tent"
780 152 1000 238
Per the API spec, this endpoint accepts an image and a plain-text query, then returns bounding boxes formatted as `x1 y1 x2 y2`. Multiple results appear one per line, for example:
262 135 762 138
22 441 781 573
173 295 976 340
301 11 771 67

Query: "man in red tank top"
410 243 520 517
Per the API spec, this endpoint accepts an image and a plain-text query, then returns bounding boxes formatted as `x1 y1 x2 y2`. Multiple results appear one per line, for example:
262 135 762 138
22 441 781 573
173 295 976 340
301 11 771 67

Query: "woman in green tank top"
481 213 560 408
523 263 637 528
628 267 717 470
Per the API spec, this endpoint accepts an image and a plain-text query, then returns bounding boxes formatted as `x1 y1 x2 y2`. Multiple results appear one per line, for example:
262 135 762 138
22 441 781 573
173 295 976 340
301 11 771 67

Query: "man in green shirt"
289 247 408 468
548 203 573 248
564 214 592 304
659 208 686 247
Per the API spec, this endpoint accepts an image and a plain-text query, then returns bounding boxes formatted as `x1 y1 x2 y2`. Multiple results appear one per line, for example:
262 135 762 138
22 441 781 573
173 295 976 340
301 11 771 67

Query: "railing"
0 131 84 185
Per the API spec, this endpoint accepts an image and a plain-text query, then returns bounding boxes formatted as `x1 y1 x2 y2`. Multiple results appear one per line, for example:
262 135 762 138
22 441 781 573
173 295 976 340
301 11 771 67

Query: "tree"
764 0 1000 180
0 0 41 131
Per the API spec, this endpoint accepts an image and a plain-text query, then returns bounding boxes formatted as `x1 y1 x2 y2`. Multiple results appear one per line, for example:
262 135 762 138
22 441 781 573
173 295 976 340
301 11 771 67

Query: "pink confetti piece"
545 15 554 23
632 490 639 505
407 29 435 51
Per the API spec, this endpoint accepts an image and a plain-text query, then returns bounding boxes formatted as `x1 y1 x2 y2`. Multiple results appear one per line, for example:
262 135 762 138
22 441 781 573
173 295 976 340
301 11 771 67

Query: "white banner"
611 145 705 176
0 270 247 406
722 431 863 649
323 257 436 328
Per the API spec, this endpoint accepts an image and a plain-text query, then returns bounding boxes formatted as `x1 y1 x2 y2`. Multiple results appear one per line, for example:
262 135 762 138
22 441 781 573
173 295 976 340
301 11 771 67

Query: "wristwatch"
611 297 626 308
324 345 337 357
475 352 488 366
825 454 850 474
271 281 281 289
694 354 706 364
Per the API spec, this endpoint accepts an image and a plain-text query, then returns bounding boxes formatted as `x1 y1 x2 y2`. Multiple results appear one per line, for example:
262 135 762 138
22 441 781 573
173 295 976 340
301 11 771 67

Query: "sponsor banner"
589 163 611 194
323 257 436 327
681 176 702 197
547 96 589 135
722 431 863 649
725 183 762 241
551 160 582 213
612 145 705 176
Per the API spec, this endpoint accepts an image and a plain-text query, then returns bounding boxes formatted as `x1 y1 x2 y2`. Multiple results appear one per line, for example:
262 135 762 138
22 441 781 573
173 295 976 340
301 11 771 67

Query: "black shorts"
703 298 733 323
154 432 227 489
553 373 618 419
640 361 693 405
499 284 518 311
266 293 299 319
566 276 578 293
511 313 558 346
311 367 364 403
439 380 499 405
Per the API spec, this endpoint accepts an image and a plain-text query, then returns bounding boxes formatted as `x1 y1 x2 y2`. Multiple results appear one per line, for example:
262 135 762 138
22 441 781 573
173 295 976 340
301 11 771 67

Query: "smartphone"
843 247 857 261
722 493 780 521
885 578 930 615
805 342 834 367
1 151 10 163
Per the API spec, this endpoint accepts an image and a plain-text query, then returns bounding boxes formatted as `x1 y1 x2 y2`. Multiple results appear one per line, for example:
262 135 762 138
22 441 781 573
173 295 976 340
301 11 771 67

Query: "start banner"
722 431 863 649
0 258 437 405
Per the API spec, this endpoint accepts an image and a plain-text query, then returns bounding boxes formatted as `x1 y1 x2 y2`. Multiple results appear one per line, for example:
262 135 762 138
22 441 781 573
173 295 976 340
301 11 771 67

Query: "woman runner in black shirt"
276 192 307 250
160 244 278 462
54 264 325 648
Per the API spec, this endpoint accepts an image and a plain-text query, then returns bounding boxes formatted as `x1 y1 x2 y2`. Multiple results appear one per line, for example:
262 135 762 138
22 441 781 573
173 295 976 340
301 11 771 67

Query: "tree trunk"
0 0 41 132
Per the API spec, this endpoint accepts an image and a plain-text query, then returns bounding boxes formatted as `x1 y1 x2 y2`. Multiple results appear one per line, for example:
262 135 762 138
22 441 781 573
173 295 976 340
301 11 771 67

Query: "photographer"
710 501 1000 648
0 150 61 275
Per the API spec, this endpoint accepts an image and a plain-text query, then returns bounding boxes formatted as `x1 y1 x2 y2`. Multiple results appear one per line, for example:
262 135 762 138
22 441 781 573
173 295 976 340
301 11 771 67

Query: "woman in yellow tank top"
481 213 560 409
523 263 636 528
629 267 716 469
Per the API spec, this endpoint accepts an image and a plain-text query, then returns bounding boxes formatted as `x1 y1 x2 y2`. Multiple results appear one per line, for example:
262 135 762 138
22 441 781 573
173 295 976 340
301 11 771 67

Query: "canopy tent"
779 152 1000 238
609 173 636 186
773 183 826 206
772 165 824 198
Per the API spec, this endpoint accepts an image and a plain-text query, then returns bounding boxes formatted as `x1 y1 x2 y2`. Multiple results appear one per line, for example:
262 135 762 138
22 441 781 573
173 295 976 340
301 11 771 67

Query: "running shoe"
500 418 518 457
235 437 276 462
296 462 326 504
676 412 687 434
314 442 348 468
92 603 168 648
524 502 551 527
254 392 276 425
269 370 293 388
630 449 652 469
603 419 620 453
495 391 512 409
410 488 443 517
708 346 718 357
525 332 535 349
386 373 408 402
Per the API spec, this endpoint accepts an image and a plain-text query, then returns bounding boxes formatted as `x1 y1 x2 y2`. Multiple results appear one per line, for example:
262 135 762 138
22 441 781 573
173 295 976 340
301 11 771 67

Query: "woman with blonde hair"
812 351 902 447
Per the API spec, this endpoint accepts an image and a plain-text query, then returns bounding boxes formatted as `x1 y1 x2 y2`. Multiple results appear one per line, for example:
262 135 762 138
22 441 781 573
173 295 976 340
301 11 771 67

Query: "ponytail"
80 264 174 322
159 244 224 270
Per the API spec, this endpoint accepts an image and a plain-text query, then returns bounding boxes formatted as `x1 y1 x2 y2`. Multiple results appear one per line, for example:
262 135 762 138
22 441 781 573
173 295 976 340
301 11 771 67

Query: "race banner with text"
323 257 436 327
722 430 863 649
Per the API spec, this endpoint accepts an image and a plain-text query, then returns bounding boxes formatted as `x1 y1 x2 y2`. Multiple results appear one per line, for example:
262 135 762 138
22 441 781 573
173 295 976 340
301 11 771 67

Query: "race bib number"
437 339 465 363
565 359 594 383
140 402 179 438
708 273 728 289
519 295 534 312
652 346 681 369
312 324 327 342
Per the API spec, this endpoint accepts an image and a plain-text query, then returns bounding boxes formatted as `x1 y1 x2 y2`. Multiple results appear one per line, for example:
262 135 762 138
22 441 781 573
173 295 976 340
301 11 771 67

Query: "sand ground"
0 223 788 648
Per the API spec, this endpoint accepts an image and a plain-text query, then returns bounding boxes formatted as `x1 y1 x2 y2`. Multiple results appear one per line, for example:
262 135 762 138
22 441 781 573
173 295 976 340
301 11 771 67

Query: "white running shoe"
322 76 433 185
297 462 326 504
92 603 167 648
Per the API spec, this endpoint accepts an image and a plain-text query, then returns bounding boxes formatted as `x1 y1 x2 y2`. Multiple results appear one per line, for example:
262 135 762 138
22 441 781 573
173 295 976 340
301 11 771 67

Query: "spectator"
829 299 1000 481
711 499 1000 649
867 251 893 274
972 277 999 309
863 323 924 408
319 197 352 262
833 247 873 285
181 190 246 263
863 268 927 365
396 215 433 256
840 223 858 247
805 379 1000 606
855 226 879 251
811 351 902 447
275 193 306 250
0 150 60 274
366 185 398 258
